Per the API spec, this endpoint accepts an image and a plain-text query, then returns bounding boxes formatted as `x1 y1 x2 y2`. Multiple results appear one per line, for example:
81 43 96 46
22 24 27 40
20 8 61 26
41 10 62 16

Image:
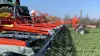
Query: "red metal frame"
0 16 79 35
0 9 79 37
0 11 64 35
0 38 26 47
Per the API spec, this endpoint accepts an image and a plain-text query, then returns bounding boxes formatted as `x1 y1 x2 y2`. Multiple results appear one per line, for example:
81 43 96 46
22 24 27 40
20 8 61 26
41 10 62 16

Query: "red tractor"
64 16 85 34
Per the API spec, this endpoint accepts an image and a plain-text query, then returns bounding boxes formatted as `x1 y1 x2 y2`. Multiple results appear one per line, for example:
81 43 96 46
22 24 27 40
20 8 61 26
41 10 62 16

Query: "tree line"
63 14 100 27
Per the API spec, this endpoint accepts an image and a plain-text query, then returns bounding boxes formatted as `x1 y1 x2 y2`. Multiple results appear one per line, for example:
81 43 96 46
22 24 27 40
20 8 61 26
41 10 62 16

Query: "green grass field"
70 28 100 56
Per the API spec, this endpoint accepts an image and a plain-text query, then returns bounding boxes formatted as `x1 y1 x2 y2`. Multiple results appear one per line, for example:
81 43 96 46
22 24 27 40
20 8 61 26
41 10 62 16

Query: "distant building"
86 25 96 28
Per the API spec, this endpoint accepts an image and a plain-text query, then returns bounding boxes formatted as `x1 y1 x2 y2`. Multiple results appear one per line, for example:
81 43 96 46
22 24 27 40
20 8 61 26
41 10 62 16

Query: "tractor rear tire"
77 28 85 34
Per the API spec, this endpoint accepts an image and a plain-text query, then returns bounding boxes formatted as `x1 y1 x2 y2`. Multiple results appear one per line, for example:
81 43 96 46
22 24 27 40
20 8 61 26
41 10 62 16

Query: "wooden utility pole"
80 10 82 19
86 13 89 19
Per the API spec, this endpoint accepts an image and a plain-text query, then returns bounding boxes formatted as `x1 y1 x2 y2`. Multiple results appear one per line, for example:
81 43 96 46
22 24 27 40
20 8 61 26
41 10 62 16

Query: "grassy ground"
70 28 100 56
